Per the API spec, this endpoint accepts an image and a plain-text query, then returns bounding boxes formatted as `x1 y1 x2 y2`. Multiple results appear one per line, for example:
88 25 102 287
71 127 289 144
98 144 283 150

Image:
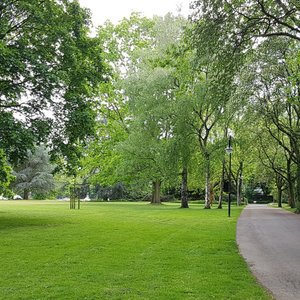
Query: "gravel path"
236 204 300 300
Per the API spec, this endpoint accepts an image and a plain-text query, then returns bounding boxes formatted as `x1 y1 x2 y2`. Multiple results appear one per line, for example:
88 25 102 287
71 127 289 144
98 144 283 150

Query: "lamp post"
225 135 233 217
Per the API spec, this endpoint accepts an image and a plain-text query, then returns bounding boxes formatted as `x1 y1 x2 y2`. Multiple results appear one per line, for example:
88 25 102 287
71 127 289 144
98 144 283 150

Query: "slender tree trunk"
296 156 300 213
286 157 296 208
236 181 240 206
277 186 282 208
288 138 300 212
237 162 243 206
181 166 189 208
219 127 229 209
204 155 211 209
218 158 226 209
209 184 214 207
275 173 284 208
287 179 295 208
151 180 161 204
23 189 30 200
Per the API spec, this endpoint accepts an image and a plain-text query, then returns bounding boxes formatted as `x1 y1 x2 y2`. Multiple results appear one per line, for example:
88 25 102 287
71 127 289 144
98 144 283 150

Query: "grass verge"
0 201 271 299
268 202 296 213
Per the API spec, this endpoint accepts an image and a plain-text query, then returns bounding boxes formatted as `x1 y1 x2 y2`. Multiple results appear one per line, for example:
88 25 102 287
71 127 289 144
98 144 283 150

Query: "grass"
268 202 297 213
0 200 271 300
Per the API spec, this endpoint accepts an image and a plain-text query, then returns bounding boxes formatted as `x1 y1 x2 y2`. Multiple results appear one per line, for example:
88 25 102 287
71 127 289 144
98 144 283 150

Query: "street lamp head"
225 146 233 154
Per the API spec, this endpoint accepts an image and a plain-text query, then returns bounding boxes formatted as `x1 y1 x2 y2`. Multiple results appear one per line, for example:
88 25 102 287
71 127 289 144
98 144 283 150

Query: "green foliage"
0 0 107 171
191 0 300 53
189 1 300 209
118 14 194 198
79 14 157 186
13 145 55 199
0 112 37 166
0 148 14 196
97 13 155 75
123 66 177 180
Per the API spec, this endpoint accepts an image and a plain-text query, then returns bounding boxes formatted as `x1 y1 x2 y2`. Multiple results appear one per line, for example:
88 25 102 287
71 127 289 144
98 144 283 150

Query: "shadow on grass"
0 214 65 231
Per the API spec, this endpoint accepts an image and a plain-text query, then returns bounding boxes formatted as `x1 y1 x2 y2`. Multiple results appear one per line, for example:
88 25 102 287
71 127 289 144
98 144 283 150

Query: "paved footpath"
237 204 300 300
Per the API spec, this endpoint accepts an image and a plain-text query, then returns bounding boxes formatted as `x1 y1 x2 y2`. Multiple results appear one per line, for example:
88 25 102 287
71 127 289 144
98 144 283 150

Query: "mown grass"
269 202 296 213
0 201 271 300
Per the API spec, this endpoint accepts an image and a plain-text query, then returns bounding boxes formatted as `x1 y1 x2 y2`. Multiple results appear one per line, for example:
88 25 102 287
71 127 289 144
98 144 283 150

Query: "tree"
246 39 300 210
0 149 14 197
257 134 291 208
0 0 107 171
14 145 55 199
121 14 194 205
81 14 194 205
123 64 177 204
190 0 300 52
79 13 155 192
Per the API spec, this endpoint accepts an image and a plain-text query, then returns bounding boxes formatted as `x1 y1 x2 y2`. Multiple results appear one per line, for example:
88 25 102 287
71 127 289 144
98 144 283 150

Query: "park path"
236 204 300 300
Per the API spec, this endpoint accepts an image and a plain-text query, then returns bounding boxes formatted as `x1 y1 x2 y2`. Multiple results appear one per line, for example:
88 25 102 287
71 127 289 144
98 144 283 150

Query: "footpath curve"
236 204 300 300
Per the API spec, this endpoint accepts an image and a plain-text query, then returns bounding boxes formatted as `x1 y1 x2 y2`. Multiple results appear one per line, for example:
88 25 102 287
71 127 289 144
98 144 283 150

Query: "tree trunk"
275 173 284 208
277 186 282 208
204 155 211 209
181 166 189 208
218 159 225 209
209 184 214 207
151 180 161 204
286 157 296 208
23 189 30 200
288 138 300 212
219 127 229 209
296 156 300 213
236 162 243 206
287 179 295 208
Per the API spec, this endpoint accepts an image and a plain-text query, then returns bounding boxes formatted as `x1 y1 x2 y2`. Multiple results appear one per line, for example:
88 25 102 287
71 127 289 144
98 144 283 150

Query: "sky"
79 0 192 28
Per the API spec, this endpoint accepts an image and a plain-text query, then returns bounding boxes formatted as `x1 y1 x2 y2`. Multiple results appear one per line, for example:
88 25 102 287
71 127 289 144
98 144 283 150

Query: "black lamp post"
225 135 233 217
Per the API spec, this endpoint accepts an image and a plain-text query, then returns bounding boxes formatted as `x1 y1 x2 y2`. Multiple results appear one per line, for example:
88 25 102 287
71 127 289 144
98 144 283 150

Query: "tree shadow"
0 214 65 231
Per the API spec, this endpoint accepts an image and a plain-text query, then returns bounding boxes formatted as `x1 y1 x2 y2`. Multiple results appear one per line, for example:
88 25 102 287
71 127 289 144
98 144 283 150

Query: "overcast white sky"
79 0 192 28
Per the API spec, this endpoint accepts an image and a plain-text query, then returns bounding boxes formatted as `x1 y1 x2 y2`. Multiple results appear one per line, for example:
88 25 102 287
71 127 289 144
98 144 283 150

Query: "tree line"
0 0 299 212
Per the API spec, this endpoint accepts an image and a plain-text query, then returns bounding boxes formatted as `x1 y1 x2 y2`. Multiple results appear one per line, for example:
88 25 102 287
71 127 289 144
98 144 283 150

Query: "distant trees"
1 1 299 208
80 12 239 207
14 146 55 200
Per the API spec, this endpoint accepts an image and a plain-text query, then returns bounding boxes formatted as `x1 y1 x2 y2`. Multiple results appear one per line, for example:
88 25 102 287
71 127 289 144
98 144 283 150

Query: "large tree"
121 14 194 205
123 61 177 204
79 13 155 191
0 0 107 171
81 14 194 205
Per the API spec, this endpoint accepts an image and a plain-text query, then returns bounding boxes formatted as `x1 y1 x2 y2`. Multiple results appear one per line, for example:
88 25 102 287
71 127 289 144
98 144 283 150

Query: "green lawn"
0 201 271 300
269 202 297 213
